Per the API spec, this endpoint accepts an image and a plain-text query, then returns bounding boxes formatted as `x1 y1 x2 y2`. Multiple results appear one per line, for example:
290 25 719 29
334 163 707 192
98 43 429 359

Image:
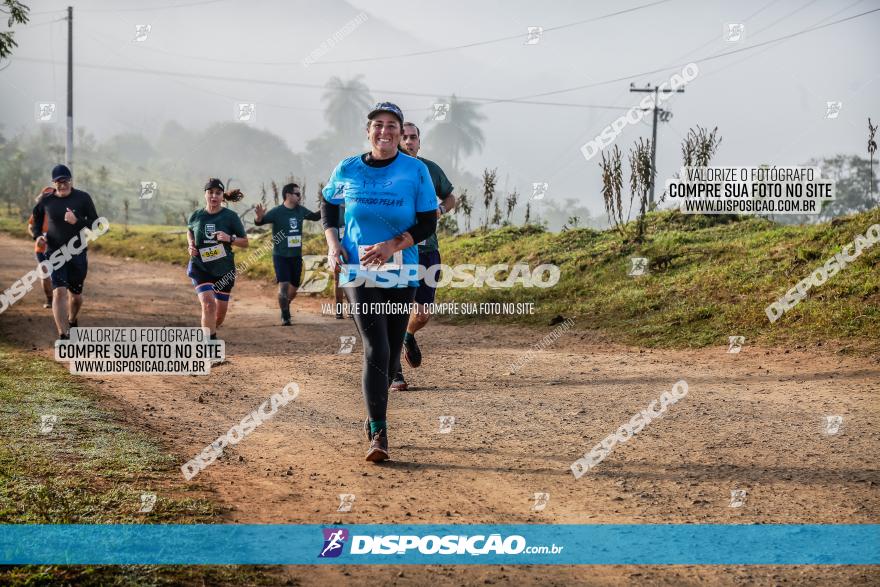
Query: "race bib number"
199 244 227 263
358 245 402 271
287 235 302 248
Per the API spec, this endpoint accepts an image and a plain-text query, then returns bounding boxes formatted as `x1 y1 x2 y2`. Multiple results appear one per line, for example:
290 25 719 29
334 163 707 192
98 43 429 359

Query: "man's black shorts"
273 255 303 286
415 250 441 305
48 250 88 295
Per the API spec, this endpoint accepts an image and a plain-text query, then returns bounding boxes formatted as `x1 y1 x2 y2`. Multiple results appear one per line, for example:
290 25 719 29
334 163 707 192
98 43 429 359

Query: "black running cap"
204 178 225 191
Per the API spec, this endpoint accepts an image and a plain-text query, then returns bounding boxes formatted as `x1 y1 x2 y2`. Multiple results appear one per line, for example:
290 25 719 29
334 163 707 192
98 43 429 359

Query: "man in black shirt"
30 164 100 339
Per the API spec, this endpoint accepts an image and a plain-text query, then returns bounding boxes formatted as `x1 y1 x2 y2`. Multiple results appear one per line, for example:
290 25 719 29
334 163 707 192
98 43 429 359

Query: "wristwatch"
439 203 447 214
227 235 235 244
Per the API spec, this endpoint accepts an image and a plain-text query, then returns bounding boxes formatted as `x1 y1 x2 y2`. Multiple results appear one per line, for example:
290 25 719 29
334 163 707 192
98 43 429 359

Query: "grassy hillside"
0 344 277 585
437 209 880 352
2 209 878 352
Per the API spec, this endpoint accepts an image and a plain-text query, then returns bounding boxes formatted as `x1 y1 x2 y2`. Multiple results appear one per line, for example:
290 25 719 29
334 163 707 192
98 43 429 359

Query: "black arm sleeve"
321 198 340 231
82 193 99 228
30 202 44 240
305 210 321 221
404 211 437 245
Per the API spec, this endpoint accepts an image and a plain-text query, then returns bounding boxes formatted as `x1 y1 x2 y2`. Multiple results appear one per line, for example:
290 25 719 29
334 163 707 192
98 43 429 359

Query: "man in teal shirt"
254 183 321 326
391 122 456 391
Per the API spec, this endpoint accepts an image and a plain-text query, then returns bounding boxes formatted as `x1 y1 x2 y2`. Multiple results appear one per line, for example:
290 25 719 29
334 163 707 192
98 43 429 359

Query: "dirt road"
1 233 877 585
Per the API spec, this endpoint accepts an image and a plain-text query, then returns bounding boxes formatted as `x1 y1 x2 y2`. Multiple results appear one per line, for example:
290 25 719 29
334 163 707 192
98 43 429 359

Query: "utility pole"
629 83 684 205
66 6 73 171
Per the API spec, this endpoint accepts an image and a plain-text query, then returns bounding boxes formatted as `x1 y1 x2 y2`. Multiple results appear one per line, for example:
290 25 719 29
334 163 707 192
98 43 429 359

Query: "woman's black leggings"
344 284 416 422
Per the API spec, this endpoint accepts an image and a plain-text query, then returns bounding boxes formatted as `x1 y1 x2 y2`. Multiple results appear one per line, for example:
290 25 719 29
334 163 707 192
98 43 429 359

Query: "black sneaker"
58 333 70 341
403 335 422 368
335 312 344 320
389 371 408 392
281 318 292 326
365 429 389 462
69 319 78 329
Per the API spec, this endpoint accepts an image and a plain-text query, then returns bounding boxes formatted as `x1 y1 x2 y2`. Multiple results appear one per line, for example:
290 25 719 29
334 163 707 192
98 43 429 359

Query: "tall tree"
425 95 486 173
322 75 374 138
0 0 29 60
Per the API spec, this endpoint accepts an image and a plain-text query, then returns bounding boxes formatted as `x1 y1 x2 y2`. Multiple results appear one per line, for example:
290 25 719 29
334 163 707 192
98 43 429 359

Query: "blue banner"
1 524 877 565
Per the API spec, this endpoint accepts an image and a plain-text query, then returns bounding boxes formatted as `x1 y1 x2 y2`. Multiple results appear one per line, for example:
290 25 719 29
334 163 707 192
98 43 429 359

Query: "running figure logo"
825 101 842 119
338 336 356 354
139 492 157 513
300 255 331 293
36 102 57 122
133 24 151 42
40 414 58 434
531 492 550 512
532 182 548 200
140 181 158 200
438 415 455 433
337 493 356 512
432 103 450 122
822 415 843 435
318 528 349 558
724 23 744 42
729 489 748 508
628 257 649 276
236 103 256 122
525 26 543 45
727 336 745 354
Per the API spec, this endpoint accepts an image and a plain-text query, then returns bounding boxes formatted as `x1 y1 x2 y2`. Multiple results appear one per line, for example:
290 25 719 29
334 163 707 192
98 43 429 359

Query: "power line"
83 0 675 66
9 6 876 114
500 6 880 103
9 55 632 111
79 0 232 12
316 0 677 65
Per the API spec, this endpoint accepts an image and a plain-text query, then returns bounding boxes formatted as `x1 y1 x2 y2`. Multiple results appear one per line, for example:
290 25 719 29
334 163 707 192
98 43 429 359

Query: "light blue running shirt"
322 152 438 287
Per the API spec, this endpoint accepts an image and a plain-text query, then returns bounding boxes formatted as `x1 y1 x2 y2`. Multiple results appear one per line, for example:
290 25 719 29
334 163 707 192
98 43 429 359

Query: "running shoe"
403 335 422 368
365 429 389 462
69 319 78 329
335 312 343 320
281 318 292 326
58 333 69 341
43 300 52 309
389 371 408 392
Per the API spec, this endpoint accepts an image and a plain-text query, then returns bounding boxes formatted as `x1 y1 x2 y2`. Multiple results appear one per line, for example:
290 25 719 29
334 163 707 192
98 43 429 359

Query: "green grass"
0 344 278 585
435 209 880 352
4 209 878 352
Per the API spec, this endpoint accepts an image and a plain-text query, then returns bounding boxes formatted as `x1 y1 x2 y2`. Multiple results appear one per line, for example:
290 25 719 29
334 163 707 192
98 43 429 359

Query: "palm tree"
425 94 486 173
322 75 374 138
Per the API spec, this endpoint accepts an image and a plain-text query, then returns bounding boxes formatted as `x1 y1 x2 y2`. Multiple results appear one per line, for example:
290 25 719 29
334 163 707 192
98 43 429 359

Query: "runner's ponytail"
223 188 244 202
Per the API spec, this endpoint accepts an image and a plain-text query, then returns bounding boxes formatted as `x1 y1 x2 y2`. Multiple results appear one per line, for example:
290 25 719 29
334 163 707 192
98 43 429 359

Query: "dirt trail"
1 233 878 585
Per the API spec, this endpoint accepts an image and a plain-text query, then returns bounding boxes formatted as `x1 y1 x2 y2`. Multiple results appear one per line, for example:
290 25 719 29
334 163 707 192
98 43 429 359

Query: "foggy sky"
2 0 878 216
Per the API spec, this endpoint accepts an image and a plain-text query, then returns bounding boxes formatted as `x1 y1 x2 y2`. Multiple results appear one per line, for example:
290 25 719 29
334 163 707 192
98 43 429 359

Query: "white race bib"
358 245 403 271
199 244 227 263
287 235 302 248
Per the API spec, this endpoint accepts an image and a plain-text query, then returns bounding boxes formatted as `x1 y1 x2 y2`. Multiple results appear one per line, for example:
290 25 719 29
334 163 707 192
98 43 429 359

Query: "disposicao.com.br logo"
318 528 563 557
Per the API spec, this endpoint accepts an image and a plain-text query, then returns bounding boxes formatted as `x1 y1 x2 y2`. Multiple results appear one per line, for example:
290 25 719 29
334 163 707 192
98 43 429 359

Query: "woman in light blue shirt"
321 102 438 463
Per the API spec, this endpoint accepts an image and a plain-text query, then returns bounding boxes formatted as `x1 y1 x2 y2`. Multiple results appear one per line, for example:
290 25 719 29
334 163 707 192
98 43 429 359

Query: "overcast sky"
2 0 878 215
